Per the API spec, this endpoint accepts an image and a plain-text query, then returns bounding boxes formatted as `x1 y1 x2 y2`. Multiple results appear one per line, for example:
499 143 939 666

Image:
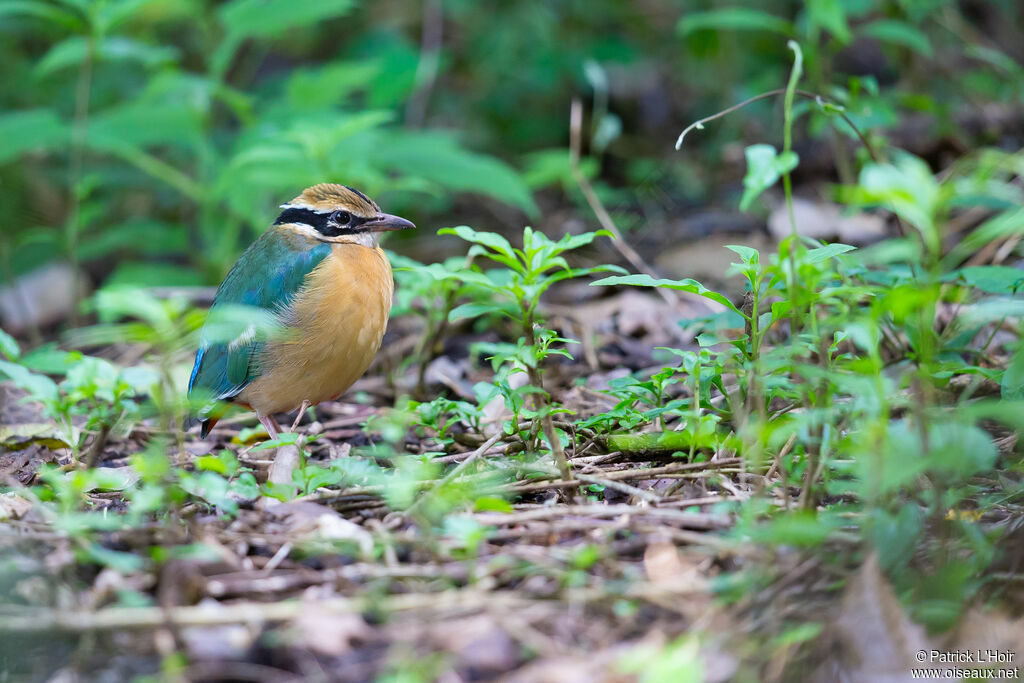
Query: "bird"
187 183 414 482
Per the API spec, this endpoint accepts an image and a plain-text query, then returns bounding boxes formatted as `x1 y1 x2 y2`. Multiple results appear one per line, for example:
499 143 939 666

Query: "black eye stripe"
274 207 372 235
275 208 328 230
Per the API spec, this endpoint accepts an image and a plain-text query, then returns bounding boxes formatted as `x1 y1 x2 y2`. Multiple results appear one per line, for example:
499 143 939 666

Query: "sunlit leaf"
438 226 515 260
0 329 19 359
677 8 793 36
590 273 742 316
103 263 203 288
0 359 59 403
1002 344 1024 401
861 20 933 58
218 0 354 40
83 544 145 572
739 144 798 211
845 154 941 249
807 0 851 44
804 243 856 263
376 133 537 215
954 266 1024 294
37 36 178 76
0 0 83 29
285 60 381 109
87 101 202 151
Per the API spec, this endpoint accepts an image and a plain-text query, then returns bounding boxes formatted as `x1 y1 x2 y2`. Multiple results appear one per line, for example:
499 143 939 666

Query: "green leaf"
943 208 1024 270
725 244 759 264
195 451 240 476
94 0 172 33
740 144 799 211
20 346 81 374
869 505 923 570
846 155 940 249
439 226 516 261
103 262 203 288
590 274 742 316
748 510 840 547
0 0 83 29
285 60 381 109
0 359 59 404
449 303 500 322
82 467 139 492
83 544 145 573
37 37 179 77
555 230 612 253
80 220 188 262
677 8 793 36
473 496 513 513
522 148 597 190
955 266 1024 294
0 109 66 164
0 329 19 359
962 297 1024 326
860 19 933 58
87 101 202 152
218 0 354 40
377 133 537 215
805 243 856 263
926 422 998 477
1002 344 1024 401
806 0 851 43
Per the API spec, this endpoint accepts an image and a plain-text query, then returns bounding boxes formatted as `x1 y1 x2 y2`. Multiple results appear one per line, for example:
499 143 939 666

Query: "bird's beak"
365 213 416 232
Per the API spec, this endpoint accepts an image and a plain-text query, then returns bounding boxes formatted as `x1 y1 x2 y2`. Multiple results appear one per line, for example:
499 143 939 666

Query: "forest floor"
2 201 1024 682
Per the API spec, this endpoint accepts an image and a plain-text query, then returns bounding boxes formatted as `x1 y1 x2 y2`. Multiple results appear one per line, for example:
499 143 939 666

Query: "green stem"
782 41 804 341
66 31 96 326
522 315 573 498
112 148 204 201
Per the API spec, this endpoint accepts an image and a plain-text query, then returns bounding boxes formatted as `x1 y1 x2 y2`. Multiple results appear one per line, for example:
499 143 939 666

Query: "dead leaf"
949 609 1024 664
0 492 33 520
768 198 887 245
643 541 704 589
430 615 520 673
182 624 256 661
292 607 372 656
266 501 374 558
813 554 938 683
0 423 71 451
0 261 87 333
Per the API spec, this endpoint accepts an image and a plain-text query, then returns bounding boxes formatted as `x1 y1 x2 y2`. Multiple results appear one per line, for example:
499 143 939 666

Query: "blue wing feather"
187 227 331 415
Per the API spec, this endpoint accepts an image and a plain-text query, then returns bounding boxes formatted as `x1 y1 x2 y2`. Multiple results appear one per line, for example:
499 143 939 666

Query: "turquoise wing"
188 228 331 416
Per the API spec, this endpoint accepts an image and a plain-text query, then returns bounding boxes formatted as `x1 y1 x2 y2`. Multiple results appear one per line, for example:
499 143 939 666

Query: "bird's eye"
331 210 351 225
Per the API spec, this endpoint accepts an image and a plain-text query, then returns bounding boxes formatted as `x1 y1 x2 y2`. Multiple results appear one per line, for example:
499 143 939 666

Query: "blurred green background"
1 0 1022 303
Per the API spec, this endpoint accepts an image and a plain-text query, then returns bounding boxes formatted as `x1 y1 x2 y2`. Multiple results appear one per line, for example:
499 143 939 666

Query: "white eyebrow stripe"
279 203 333 213
277 223 324 240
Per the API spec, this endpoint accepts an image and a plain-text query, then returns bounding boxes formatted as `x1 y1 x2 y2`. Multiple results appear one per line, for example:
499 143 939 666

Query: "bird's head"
274 183 415 247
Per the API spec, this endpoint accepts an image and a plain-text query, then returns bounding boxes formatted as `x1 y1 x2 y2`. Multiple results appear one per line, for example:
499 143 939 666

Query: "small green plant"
403 396 483 448
439 225 623 484
588 35 1024 639
391 253 499 398
0 329 156 464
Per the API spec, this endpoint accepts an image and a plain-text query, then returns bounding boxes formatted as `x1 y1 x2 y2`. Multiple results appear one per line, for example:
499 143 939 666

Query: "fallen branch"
473 503 731 530
508 457 742 494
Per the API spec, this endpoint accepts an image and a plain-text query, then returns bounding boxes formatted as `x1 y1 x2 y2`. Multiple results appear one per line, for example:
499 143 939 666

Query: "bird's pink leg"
290 400 311 432
258 413 281 439
261 411 300 489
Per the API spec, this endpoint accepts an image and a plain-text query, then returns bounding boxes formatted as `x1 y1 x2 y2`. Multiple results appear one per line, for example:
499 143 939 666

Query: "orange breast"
238 244 393 416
